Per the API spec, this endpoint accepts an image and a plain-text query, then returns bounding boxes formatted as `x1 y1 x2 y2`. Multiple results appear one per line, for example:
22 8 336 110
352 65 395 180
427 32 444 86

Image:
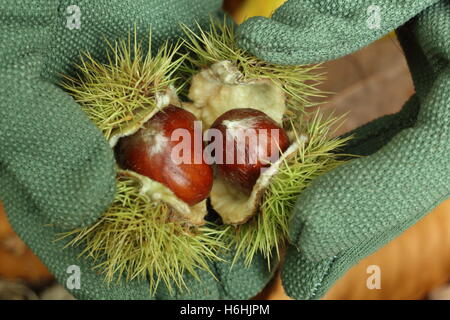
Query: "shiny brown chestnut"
116 105 213 206
210 108 290 194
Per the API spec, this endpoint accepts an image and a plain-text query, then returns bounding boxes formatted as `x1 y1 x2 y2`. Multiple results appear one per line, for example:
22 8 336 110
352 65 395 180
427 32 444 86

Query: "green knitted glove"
0 0 272 300
238 0 449 299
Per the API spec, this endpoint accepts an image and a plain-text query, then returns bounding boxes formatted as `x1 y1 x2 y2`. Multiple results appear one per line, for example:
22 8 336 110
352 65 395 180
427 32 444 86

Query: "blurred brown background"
0 0 449 300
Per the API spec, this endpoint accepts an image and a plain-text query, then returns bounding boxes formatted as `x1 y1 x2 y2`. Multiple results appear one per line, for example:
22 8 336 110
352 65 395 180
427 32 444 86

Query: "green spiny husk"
179 19 352 267
179 18 326 111
225 112 352 267
58 175 228 295
58 31 227 295
61 31 184 140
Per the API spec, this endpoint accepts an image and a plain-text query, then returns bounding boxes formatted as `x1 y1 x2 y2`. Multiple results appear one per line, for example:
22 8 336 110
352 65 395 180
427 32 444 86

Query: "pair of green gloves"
0 0 448 299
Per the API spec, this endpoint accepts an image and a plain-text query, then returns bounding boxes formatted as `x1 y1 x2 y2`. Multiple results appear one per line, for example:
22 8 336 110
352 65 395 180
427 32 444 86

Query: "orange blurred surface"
0 203 53 284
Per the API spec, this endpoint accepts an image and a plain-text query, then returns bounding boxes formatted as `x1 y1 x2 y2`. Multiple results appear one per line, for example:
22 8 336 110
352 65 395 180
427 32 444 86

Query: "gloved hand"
0 0 273 300
237 0 449 299
2 0 448 301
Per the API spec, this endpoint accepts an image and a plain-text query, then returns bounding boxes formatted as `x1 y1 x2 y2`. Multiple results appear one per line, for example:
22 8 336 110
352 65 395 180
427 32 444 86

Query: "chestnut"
210 108 290 194
116 105 213 206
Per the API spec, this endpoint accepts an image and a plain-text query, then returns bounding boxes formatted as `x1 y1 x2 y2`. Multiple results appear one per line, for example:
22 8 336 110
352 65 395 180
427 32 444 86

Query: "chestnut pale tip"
210 108 290 194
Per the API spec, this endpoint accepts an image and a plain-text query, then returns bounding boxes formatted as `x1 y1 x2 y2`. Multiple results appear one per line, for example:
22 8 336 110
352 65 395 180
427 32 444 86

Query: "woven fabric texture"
237 0 449 299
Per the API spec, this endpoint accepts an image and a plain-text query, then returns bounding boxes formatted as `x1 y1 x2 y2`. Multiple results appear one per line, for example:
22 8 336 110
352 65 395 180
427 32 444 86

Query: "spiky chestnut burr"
116 105 213 206
210 108 290 194
60 34 227 296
